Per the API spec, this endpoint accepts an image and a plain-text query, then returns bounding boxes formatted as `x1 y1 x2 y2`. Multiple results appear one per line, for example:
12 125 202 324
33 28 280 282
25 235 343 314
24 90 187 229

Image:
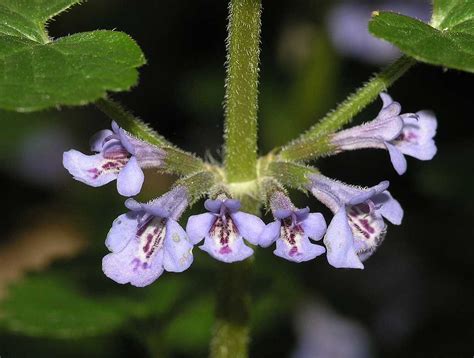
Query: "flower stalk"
96 97 206 176
211 1 263 355
224 0 262 183
279 55 416 162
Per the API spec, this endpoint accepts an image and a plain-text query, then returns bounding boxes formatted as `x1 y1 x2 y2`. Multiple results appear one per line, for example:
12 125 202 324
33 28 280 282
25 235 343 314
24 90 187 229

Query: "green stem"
266 161 318 190
223 0 262 182
211 1 262 356
95 97 169 147
279 55 416 161
96 97 206 176
210 261 253 358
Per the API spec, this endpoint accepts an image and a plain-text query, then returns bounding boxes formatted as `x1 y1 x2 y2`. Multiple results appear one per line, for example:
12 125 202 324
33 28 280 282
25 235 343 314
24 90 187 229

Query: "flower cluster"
63 93 437 286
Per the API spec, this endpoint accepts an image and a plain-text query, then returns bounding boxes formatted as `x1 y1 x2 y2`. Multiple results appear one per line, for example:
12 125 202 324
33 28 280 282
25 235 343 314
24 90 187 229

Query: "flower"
186 197 265 263
63 121 165 196
308 174 403 269
331 93 437 175
102 186 193 287
387 110 438 175
259 192 326 262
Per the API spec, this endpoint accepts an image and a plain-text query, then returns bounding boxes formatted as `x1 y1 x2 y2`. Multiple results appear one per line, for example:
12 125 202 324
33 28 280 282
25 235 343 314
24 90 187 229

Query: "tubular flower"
331 93 437 175
308 174 403 269
186 197 265 263
259 192 326 262
63 121 165 196
102 186 193 287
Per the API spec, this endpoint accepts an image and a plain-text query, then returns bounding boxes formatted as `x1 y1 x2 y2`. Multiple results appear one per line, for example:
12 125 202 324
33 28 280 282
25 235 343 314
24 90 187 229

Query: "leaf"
432 0 474 31
0 0 146 112
161 295 214 351
0 275 129 338
0 273 188 338
369 3 474 73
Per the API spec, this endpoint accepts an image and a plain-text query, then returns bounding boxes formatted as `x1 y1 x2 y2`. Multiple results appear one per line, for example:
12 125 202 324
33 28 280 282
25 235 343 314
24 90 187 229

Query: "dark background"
0 0 473 357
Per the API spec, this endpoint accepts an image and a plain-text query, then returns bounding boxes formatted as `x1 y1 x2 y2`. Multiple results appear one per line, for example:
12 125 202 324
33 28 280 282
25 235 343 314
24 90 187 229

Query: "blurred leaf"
261 28 338 149
0 0 146 112
0 270 190 339
0 275 129 338
369 7 474 73
161 295 213 352
126 277 187 319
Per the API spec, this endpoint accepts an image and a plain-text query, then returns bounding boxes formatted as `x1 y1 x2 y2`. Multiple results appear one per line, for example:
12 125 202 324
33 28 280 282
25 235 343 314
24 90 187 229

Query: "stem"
279 55 416 161
210 196 259 358
210 261 252 358
211 1 262 355
96 97 206 176
223 0 262 182
266 161 318 190
95 97 169 147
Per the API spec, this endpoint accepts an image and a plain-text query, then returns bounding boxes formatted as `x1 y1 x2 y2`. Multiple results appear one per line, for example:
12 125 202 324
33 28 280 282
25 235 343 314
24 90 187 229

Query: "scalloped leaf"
0 0 146 112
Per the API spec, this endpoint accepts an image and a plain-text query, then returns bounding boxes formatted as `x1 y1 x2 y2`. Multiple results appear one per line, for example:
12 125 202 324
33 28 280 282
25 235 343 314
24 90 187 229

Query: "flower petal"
163 219 193 272
385 141 407 175
105 212 139 253
142 186 189 219
394 111 438 160
379 94 401 119
186 213 216 244
259 220 281 247
274 236 326 263
90 129 113 152
324 209 364 269
102 239 164 287
118 128 166 168
231 211 265 245
204 199 223 213
274 209 293 220
223 199 241 213
117 156 144 197
380 92 393 107
63 150 118 187
373 191 403 225
200 236 253 263
301 213 327 241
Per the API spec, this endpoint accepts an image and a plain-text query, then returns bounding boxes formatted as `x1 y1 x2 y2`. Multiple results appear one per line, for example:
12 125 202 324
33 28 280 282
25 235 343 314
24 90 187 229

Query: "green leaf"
432 0 474 31
0 273 189 338
369 5 474 73
161 295 214 351
0 275 129 338
0 0 146 112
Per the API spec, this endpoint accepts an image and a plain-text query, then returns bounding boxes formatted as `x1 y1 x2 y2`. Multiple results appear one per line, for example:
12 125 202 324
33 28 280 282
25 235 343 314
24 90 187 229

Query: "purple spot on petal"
289 246 299 256
219 245 232 254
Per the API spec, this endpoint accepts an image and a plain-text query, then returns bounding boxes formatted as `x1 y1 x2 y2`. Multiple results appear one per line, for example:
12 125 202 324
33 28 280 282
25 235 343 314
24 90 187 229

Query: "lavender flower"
186 197 265 263
63 121 165 196
102 186 193 287
260 192 326 262
308 174 403 269
331 93 437 175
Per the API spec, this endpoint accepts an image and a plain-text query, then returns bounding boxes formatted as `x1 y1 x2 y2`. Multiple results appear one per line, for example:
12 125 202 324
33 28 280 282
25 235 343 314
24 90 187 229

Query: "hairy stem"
279 55 416 161
210 260 253 358
96 97 206 176
223 0 262 182
211 1 263 356
95 97 169 147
